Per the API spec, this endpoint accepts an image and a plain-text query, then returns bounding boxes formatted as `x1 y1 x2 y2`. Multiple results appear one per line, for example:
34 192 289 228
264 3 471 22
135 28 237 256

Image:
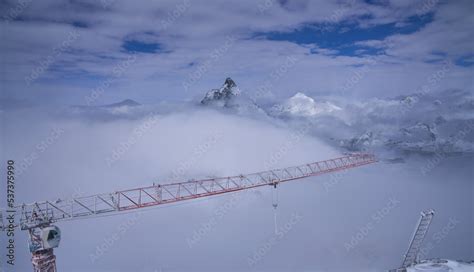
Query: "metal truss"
14 153 376 230
401 209 435 268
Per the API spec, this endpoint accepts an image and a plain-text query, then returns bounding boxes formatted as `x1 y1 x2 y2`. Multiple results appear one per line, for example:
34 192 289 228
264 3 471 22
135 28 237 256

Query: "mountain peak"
104 99 141 108
274 92 342 117
224 77 236 89
201 77 240 105
292 92 312 100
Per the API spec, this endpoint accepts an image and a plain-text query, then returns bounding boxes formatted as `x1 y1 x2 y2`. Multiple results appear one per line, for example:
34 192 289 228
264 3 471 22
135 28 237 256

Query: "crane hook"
272 183 278 209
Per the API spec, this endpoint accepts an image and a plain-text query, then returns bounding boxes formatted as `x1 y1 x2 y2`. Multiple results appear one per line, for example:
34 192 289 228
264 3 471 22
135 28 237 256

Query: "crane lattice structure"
1 153 376 272
390 209 435 272
402 209 435 267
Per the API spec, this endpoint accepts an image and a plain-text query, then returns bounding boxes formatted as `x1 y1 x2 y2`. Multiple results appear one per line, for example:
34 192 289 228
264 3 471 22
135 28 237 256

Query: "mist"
0 106 472 272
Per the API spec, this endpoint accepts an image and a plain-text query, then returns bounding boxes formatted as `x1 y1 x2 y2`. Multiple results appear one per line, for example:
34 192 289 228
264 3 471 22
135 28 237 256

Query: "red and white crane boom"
11 153 376 230
0 153 376 272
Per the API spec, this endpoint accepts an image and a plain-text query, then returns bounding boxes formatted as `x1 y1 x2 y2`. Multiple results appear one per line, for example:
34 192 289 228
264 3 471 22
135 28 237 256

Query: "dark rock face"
201 77 239 105
224 77 236 88
199 78 268 116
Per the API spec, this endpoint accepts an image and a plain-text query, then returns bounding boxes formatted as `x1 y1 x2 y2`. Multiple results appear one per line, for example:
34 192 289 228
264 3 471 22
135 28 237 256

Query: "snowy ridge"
406 259 474 272
269 90 474 156
67 99 145 119
60 79 474 156
273 92 342 117
197 82 474 156
102 99 141 108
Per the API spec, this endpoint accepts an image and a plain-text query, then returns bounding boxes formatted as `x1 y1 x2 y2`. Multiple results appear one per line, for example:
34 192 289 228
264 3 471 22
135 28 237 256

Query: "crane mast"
1 153 376 271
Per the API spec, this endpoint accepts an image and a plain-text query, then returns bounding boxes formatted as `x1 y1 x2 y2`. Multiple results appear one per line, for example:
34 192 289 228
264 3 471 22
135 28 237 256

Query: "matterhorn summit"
201 77 241 106
200 78 264 115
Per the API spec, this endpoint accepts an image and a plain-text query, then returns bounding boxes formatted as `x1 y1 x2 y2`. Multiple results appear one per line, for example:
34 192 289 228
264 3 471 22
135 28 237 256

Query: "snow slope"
407 259 474 272
272 92 342 117
267 90 474 157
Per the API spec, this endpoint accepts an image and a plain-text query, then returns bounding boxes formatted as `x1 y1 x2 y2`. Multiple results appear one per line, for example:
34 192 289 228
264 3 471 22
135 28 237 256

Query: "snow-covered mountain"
201 77 240 106
102 99 141 108
267 90 474 157
54 78 474 157
67 99 144 119
197 78 474 157
200 77 265 115
271 92 342 117
73 99 141 110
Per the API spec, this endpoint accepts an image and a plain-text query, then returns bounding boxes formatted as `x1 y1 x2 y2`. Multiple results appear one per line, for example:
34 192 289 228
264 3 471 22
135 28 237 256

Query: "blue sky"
256 13 435 56
122 40 163 54
0 0 473 105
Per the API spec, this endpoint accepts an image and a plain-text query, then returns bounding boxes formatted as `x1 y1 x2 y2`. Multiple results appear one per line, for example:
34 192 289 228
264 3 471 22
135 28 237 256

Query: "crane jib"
1 153 376 231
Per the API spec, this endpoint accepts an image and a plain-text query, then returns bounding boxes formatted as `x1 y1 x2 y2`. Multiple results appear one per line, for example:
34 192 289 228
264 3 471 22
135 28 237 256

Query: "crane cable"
272 183 279 235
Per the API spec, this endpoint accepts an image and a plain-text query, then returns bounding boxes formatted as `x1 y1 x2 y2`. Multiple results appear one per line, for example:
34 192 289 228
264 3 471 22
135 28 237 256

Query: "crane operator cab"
28 225 61 253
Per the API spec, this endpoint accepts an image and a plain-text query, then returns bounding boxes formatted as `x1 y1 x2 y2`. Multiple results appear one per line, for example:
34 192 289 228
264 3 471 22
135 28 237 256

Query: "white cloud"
0 0 472 106
1 104 472 271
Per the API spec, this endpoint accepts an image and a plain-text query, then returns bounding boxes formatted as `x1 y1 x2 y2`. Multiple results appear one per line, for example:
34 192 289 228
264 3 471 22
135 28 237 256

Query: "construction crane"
402 209 435 268
1 153 376 272
390 209 435 272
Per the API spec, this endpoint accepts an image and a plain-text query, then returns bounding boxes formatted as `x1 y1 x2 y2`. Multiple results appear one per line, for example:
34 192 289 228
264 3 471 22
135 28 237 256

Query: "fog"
0 106 472 272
